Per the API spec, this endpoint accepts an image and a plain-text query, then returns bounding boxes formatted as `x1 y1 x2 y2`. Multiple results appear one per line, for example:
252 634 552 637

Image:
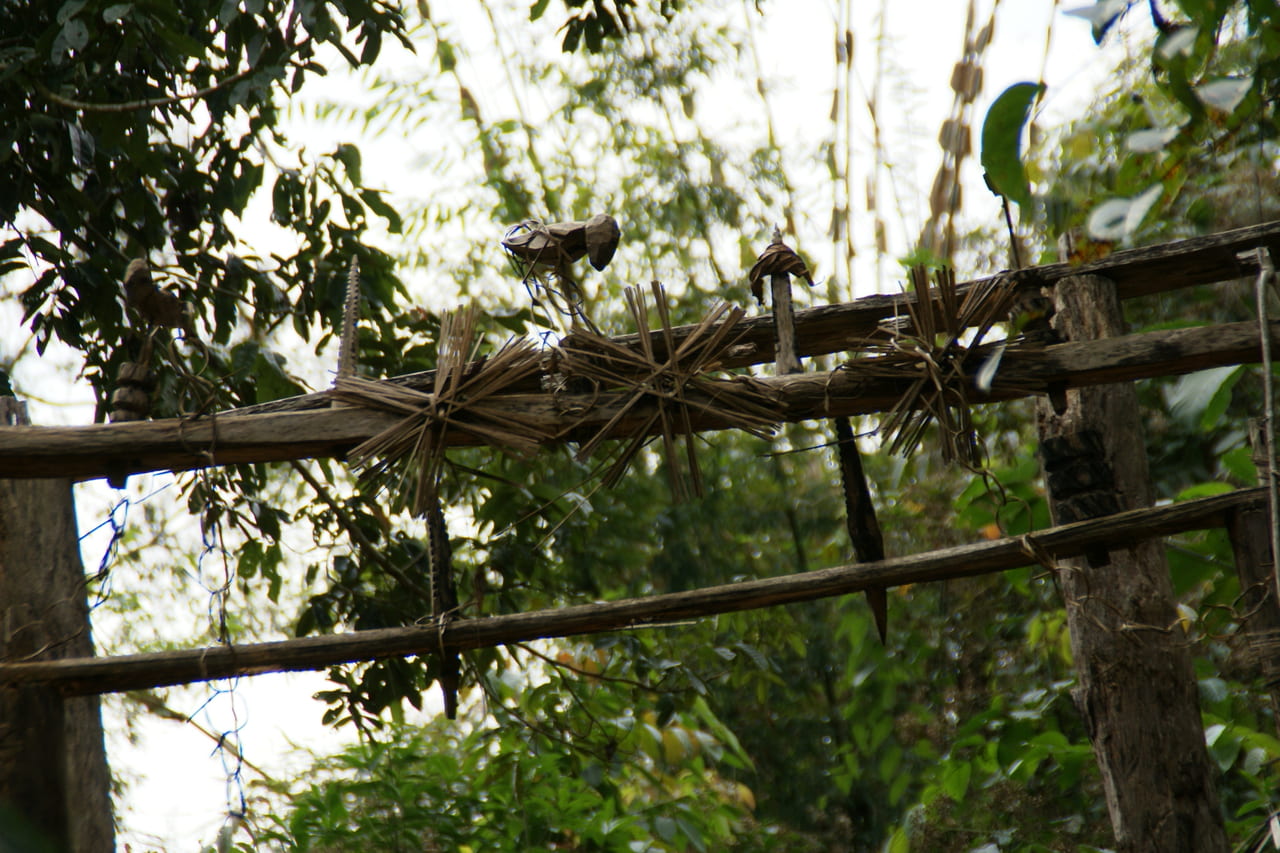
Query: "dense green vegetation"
2 0 1279 850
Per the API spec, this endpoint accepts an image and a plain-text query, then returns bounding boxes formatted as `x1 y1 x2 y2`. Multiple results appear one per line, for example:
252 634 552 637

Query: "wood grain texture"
216 221 1280 419
0 401 115 852
1035 275 1228 853
0 319 1275 481
0 487 1265 697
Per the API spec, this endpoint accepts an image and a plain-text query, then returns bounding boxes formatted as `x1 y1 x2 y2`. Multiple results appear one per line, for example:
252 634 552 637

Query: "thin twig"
35 67 257 113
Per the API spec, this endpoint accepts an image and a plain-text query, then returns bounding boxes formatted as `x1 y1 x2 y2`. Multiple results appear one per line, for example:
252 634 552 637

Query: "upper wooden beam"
222 220 1280 419
1 319 1275 481
651 218 1279 370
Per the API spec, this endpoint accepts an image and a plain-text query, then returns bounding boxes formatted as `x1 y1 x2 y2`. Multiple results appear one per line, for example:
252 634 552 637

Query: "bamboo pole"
208 221 1280 421
0 319 1276 482
0 486 1264 697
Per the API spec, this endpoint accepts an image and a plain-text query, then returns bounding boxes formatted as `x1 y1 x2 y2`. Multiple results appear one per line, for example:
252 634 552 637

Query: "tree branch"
35 67 258 114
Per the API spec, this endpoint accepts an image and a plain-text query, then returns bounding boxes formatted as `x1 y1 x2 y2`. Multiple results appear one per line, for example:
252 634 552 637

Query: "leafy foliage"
1 0 411 418
980 82 1045 210
1034 0 1280 243
7 1 1280 850
255 703 763 853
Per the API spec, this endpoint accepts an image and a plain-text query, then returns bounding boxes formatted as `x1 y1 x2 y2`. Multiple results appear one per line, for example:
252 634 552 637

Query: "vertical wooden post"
770 270 802 375
0 398 114 852
1034 278 1227 853
1228 418 1280 732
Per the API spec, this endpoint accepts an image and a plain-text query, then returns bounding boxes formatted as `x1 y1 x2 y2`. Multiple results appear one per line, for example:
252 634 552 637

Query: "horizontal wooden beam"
0 486 1265 696
0 320 1276 480
223 220 1280 419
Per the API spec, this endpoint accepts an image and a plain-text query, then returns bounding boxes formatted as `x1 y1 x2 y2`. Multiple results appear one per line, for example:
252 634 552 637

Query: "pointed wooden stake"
426 493 460 719
749 226 813 376
834 416 888 642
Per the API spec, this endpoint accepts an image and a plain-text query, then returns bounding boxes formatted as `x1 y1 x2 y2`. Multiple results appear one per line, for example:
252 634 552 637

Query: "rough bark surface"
1230 504 1280 731
0 399 115 852
1035 277 1227 853
0 487 1262 698
2 318 1277 483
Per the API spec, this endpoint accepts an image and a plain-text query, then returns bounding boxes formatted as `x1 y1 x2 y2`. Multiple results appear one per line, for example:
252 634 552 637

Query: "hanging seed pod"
109 336 156 423
938 118 971 158
109 360 155 422
949 60 983 103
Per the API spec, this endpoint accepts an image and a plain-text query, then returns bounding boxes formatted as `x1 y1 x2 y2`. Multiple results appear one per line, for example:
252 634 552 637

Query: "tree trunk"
0 398 114 851
1228 417 1280 733
1034 276 1227 853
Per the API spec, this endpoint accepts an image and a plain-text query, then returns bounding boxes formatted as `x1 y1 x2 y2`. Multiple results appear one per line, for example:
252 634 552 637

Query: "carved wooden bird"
747 227 814 306
501 213 621 277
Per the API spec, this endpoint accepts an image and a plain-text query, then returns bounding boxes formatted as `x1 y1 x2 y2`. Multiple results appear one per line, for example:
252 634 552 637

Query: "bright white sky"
3 2 1125 849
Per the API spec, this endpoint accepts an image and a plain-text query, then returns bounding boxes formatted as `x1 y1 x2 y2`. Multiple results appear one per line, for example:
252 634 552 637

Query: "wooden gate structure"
3 219 1280 850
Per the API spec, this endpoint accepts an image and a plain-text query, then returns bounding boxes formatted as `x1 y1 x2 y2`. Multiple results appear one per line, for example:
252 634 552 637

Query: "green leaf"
56 0 87 25
1126 126 1180 153
941 761 972 801
1220 446 1258 485
436 40 456 73
360 189 402 233
333 143 362 184
1196 77 1253 113
1164 365 1242 428
1198 677 1229 705
1086 183 1162 240
53 18 90 57
652 815 677 842
1064 0 1134 43
980 82 1044 208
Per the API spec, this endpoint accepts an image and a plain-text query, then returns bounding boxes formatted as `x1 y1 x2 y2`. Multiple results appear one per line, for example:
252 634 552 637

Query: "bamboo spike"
335 255 361 382
834 416 888 642
426 491 460 720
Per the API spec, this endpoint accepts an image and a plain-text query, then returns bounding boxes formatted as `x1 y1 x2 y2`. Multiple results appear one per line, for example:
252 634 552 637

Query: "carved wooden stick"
748 226 812 376
426 493 460 720
834 416 888 642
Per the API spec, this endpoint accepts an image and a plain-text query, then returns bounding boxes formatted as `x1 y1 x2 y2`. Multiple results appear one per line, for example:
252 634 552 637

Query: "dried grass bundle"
333 306 553 513
559 282 780 500
845 267 1021 464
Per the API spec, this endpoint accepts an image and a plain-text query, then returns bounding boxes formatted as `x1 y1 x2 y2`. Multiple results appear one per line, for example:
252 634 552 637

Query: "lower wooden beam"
0 486 1264 697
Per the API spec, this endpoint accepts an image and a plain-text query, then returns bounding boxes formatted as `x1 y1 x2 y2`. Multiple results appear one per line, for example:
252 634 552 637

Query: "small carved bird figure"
502 213 621 279
747 226 814 306
503 214 619 333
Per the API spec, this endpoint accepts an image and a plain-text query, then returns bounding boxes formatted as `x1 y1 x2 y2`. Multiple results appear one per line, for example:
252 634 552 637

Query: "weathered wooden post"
748 230 889 639
1228 417 1280 732
1034 277 1227 852
749 226 811 376
0 398 114 851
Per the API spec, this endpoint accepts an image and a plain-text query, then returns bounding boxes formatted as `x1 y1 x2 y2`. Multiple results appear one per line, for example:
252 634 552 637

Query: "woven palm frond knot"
332 306 554 514
559 281 781 501
844 266 1036 465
